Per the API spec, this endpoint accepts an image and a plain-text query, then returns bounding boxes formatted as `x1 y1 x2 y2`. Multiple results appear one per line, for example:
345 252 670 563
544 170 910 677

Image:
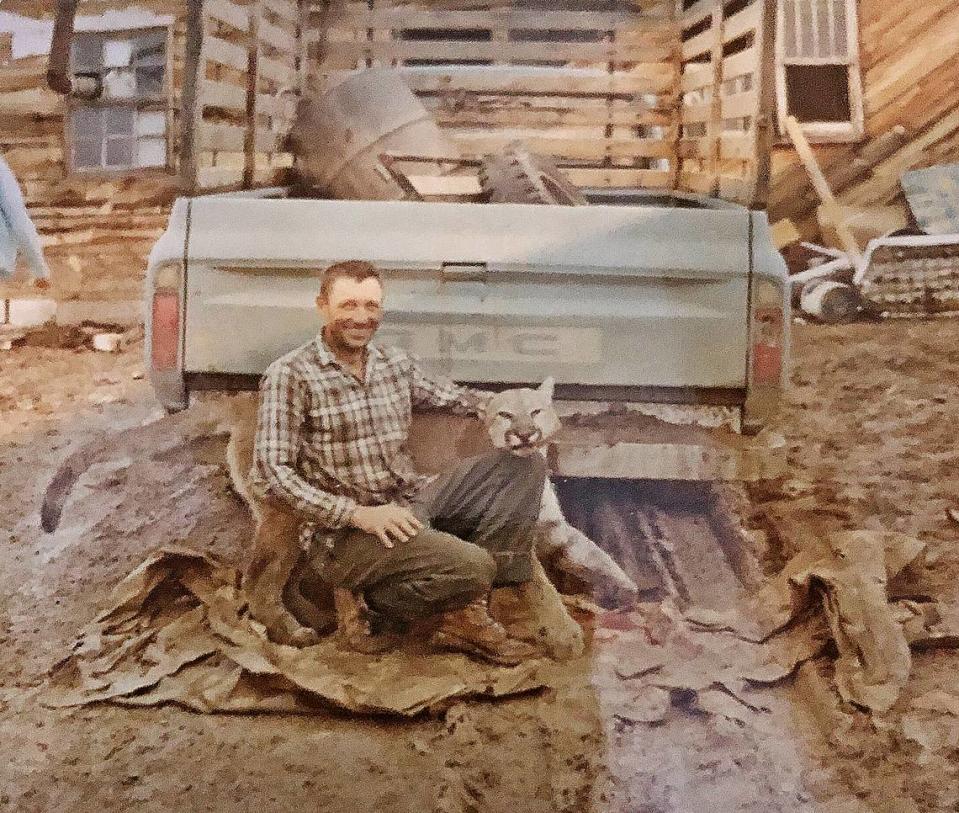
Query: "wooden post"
179 0 205 195
785 115 864 264
750 0 778 210
243 0 261 188
706 1 724 198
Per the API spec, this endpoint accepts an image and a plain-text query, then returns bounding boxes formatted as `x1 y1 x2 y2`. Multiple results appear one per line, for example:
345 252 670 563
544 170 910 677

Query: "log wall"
769 0 959 238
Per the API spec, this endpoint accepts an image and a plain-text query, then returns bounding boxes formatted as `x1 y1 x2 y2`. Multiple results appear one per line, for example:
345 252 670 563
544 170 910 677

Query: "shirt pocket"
306 390 359 442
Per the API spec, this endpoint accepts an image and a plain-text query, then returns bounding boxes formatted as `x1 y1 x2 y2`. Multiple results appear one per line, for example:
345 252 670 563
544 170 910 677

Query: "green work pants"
308 450 547 624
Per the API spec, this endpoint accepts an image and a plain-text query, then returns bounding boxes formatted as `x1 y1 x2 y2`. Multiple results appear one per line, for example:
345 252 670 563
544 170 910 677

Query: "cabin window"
68 26 171 172
776 0 864 142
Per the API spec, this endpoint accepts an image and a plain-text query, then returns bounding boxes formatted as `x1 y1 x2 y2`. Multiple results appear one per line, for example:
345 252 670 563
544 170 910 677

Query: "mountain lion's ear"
538 376 555 400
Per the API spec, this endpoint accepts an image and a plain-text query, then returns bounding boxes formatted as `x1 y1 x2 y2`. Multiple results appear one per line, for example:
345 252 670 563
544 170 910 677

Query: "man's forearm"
254 461 358 529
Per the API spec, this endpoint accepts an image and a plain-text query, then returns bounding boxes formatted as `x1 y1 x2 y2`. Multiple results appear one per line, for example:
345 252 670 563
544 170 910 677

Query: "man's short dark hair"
320 260 382 302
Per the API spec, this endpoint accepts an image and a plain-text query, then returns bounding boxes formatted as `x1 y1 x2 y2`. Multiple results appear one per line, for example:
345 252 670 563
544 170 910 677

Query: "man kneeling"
249 260 545 665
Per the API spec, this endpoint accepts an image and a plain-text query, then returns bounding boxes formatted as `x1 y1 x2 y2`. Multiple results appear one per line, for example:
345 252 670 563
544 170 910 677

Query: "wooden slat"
718 174 751 202
681 26 717 61
254 129 283 152
197 123 247 151
324 7 673 34
204 35 249 73
722 47 757 81
681 101 712 123
679 170 715 193
426 103 675 129
564 167 673 188
197 165 245 188
721 90 758 119
321 40 673 65
326 66 677 96
681 0 716 29
206 0 250 33
449 133 675 160
258 53 296 85
262 0 300 25
723 2 762 44
259 18 298 55
677 137 712 159
719 132 755 160
199 79 248 110
680 64 712 93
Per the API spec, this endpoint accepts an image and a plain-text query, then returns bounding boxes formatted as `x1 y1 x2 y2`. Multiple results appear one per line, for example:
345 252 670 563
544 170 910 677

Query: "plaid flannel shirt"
249 334 491 549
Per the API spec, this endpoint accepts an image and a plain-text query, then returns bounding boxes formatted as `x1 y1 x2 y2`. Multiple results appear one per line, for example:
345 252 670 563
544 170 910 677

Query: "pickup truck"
145 187 788 482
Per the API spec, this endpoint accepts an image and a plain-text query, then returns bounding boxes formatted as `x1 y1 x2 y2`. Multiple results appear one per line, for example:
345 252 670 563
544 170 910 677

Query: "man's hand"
349 503 423 549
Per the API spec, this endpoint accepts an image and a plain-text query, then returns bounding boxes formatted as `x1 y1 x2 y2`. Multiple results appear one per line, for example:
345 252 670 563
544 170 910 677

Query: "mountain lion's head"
484 378 561 457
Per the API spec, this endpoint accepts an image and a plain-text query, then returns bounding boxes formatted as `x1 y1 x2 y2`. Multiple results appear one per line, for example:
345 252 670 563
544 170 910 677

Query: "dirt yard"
1 318 958 812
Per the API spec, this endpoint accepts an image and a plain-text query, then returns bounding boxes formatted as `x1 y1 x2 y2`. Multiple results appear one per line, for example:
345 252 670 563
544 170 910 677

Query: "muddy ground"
1 318 958 812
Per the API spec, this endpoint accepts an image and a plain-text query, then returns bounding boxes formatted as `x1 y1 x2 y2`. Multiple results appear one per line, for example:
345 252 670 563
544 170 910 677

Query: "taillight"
151 263 182 371
751 305 782 385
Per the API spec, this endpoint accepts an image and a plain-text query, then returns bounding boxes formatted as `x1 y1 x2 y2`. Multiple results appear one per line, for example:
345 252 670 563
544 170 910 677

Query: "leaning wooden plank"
205 0 250 33
723 2 761 43
321 40 673 64
197 165 245 189
677 137 713 159
679 170 715 194
199 79 248 111
785 114 863 263
680 102 712 124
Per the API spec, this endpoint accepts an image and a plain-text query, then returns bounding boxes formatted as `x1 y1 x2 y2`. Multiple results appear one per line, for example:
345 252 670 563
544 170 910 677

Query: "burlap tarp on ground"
44 548 561 717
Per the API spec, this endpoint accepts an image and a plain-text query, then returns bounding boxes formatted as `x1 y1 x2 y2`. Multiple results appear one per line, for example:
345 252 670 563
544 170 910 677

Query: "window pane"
72 106 104 141
73 139 101 169
136 110 167 137
71 35 102 71
131 29 167 67
783 1 798 58
136 137 167 168
105 137 134 167
799 0 815 57
136 65 165 97
105 106 135 136
103 38 133 68
103 67 137 99
833 0 848 55
785 64 851 123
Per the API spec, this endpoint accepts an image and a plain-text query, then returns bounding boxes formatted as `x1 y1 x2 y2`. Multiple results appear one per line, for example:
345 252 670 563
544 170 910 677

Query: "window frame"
775 0 864 144
66 23 175 177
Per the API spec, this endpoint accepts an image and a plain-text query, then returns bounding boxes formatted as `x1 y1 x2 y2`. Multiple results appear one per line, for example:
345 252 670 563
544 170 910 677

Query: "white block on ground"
8 298 57 327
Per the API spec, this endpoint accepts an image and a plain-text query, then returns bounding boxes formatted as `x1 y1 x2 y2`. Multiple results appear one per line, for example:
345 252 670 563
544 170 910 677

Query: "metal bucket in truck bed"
178 197 752 399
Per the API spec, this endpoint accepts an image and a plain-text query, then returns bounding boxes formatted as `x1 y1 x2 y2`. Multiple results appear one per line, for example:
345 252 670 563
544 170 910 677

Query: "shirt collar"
312 331 382 370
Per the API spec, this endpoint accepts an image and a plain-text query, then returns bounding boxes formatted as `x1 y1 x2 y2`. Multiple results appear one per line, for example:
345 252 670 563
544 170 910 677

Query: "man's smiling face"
317 276 384 352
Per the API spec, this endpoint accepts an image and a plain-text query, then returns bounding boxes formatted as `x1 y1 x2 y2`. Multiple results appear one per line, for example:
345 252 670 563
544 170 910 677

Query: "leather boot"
333 588 397 655
431 595 541 666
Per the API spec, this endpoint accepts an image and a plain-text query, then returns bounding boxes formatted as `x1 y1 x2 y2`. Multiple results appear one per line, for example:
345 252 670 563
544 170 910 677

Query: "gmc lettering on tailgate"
377 326 602 363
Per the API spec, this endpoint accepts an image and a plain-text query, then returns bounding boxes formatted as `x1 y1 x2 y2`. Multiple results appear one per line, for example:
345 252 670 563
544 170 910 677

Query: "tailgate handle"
441 262 488 283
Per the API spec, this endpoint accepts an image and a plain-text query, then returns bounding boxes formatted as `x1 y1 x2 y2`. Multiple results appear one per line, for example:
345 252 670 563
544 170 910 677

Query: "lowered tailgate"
183 198 751 390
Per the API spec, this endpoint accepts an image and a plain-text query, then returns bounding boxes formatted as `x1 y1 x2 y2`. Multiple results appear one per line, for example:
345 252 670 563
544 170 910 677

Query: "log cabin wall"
769 0 959 238
0 1 189 313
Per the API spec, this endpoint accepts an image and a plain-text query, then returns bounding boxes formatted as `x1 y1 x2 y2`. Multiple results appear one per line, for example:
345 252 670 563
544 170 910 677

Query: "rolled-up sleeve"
407 352 493 418
251 361 357 528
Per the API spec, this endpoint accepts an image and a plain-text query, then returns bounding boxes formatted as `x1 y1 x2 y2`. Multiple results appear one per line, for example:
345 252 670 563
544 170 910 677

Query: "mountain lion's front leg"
243 498 321 647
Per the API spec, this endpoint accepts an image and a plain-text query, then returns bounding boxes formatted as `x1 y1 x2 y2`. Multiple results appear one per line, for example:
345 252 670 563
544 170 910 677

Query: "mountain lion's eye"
497 411 514 420
530 409 542 417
